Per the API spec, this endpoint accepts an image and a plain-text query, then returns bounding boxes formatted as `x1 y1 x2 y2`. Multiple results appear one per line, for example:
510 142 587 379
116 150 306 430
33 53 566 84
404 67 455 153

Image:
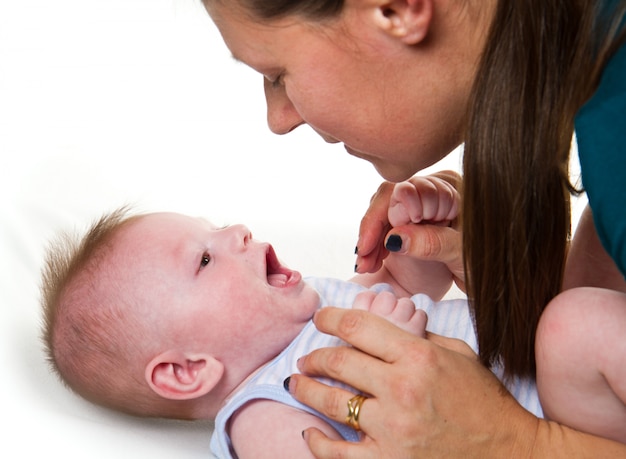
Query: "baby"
40 178 541 458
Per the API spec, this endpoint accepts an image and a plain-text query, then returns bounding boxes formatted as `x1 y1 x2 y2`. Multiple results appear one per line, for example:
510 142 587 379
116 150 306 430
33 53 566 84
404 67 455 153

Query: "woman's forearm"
532 418 626 458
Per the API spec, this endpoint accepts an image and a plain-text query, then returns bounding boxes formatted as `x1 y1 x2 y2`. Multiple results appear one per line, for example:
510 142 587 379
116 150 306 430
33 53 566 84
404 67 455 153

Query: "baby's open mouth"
265 245 299 288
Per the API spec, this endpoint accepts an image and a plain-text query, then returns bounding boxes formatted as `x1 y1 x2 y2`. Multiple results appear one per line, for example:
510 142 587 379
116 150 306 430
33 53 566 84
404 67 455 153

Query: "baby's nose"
224 224 252 249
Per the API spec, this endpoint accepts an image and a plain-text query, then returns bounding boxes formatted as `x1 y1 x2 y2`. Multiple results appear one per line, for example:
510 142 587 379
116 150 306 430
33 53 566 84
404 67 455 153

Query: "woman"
203 0 626 456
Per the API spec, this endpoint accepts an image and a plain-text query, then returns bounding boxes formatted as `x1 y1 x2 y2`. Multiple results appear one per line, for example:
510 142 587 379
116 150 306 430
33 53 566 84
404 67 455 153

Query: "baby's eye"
200 253 211 268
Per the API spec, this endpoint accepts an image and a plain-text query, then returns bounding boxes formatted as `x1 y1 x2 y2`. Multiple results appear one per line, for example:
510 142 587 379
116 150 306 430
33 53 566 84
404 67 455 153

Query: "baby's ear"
145 351 224 400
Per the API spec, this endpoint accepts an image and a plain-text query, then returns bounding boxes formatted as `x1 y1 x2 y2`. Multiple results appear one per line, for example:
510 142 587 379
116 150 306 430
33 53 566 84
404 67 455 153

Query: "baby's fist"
388 177 459 227
352 290 427 336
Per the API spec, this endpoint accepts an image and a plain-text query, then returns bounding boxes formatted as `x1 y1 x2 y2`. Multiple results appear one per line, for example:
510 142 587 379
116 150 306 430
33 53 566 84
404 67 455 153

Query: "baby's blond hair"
40 208 151 412
41 207 213 420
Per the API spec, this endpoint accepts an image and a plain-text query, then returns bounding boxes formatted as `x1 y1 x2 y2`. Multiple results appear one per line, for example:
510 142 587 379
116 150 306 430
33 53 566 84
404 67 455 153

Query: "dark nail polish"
386 234 403 252
354 264 358 273
354 246 359 255
283 376 291 392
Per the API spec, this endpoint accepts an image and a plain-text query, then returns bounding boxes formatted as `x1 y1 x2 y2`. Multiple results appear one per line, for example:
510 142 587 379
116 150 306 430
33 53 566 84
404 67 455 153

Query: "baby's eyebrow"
195 216 216 227
195 216 229 230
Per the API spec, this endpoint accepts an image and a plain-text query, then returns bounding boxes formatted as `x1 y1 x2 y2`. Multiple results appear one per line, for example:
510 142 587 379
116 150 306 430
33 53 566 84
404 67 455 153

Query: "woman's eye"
200 253 211 268
272 75 283 88
266 73 284 89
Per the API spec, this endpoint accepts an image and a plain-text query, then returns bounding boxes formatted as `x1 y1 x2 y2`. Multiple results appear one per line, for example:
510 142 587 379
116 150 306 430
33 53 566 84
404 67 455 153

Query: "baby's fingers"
365 291 396 316
389 300 427 336
352 291 378 312
353 293 427 337
388 181 427 226
388 177 460 227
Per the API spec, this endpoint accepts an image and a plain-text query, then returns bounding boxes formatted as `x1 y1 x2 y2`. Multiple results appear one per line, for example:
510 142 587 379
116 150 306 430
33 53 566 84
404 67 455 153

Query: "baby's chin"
298 286 321 322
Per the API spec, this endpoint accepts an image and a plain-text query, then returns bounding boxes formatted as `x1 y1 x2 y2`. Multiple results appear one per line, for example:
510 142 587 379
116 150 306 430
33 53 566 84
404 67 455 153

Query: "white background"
0 1 463 457
1 1 586 457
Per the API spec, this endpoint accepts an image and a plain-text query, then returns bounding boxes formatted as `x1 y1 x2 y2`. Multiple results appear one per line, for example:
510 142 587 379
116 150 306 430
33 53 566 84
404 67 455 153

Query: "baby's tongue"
268 273 288 287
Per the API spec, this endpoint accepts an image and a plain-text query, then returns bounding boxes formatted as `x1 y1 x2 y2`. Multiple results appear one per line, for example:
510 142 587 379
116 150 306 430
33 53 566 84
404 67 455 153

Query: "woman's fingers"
287 375 379 434
310 307 417 363
295 344 388 398
385 223 465 289
355 182 394 273
386 223 459 261
303 428 379 459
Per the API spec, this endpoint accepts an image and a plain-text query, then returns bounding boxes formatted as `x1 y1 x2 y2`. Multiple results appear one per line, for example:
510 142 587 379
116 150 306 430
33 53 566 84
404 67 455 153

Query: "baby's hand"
352 290 427 336
388 176 459 227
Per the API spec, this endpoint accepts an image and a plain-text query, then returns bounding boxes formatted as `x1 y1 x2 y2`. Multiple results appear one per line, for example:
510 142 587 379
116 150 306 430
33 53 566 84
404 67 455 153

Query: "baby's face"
115 212 320 370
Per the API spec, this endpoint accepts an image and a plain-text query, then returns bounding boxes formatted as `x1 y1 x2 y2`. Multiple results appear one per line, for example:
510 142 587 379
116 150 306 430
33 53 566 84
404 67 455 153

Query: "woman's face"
206 1 486 181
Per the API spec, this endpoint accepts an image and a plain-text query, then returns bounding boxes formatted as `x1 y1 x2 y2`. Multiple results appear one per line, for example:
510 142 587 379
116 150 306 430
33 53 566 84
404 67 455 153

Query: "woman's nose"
264 78 304 135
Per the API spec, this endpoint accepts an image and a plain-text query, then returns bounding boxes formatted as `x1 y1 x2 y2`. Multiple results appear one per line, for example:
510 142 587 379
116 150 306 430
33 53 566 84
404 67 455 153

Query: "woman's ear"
145 351 224 400
372 0 433 45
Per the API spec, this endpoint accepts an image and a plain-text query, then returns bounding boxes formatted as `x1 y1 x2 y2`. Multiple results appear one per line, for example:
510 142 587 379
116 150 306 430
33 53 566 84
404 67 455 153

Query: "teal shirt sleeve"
574 39 626 277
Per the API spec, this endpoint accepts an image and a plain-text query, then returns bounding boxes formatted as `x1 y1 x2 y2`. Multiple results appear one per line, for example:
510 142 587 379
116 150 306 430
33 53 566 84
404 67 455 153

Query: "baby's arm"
352 175 460 300
230 399 343 459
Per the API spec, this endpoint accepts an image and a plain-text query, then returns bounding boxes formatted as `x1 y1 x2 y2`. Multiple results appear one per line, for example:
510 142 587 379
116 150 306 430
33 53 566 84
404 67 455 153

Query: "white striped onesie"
210 277 543 458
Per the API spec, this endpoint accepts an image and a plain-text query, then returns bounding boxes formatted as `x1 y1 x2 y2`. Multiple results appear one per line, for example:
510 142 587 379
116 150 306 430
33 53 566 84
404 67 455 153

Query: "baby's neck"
208 319 312 419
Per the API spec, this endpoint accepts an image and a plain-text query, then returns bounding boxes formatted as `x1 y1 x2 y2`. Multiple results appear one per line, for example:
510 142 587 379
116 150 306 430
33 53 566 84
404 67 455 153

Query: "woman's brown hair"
463 0 626 378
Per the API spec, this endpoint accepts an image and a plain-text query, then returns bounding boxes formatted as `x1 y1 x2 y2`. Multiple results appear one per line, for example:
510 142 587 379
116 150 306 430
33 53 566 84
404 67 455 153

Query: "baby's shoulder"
229 399 341 458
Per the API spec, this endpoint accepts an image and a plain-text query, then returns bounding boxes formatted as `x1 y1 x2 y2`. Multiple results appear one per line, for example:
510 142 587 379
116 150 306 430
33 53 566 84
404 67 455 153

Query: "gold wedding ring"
345 394 367 431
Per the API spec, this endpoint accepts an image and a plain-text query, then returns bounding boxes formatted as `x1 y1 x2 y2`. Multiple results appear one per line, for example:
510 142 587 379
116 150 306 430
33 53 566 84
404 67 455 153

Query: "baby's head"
41 208 320 419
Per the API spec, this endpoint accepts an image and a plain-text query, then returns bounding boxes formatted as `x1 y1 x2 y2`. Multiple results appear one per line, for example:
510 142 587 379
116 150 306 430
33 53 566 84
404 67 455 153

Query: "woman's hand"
286 307 540 458
355 171 465 291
